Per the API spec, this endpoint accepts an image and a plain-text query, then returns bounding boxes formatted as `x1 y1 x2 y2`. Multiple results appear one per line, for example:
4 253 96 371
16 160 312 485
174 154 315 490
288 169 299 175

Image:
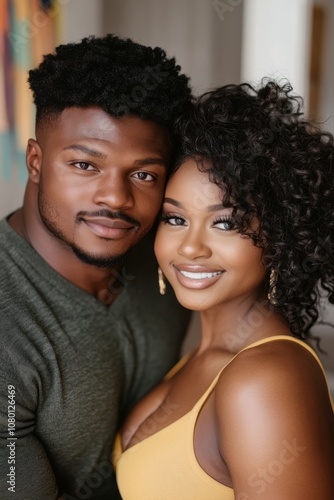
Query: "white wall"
61 0 103 42
316 0 334 134
241 0 312 105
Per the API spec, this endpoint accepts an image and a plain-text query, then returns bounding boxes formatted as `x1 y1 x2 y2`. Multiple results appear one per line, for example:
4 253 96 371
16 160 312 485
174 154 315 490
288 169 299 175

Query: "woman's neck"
196 297 291 354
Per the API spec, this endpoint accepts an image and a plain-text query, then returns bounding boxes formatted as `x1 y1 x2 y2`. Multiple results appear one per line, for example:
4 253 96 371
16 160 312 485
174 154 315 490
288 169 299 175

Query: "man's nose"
92 172 134 210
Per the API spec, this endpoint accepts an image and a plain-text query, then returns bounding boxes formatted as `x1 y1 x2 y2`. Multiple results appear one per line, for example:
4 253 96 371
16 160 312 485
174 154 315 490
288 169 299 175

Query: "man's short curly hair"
174 80 334 339
28 33 192 129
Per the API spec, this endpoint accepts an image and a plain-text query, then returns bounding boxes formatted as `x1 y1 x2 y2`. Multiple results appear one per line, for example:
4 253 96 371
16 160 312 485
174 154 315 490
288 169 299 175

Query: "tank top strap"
192 335 332 411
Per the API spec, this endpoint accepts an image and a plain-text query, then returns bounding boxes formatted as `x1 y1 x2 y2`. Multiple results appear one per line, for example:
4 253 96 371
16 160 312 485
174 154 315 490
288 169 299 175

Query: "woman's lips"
173 265 224 289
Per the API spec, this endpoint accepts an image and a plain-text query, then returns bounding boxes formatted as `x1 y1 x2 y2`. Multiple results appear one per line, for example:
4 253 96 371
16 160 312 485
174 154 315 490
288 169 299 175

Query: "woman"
114 81 334 499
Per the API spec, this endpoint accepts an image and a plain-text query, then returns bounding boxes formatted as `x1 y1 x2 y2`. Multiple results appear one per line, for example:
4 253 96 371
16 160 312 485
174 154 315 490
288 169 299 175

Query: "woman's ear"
26 139 42 184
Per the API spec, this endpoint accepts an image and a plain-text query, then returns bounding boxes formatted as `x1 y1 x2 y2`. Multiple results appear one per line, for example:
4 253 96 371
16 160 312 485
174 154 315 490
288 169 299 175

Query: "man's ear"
26 139 42 184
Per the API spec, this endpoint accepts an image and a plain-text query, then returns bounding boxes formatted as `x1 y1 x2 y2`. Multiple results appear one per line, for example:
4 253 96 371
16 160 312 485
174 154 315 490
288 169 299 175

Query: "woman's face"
154 158 266 311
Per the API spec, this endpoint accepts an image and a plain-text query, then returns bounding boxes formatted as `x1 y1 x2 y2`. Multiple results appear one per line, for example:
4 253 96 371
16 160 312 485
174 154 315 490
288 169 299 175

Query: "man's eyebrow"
164 198 227 212
63 144 107 159
63 146 166 167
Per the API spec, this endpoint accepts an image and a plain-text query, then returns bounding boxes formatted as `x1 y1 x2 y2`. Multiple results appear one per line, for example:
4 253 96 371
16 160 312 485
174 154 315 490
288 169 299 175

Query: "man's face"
29 107 170 267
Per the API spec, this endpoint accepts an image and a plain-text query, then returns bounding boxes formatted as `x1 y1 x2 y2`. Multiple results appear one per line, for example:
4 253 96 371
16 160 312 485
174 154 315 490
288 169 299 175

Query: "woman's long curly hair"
174 80 334 339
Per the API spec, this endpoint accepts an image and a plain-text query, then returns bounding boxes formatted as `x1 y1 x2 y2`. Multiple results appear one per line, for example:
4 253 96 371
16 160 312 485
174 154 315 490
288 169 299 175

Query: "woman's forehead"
165 159 224 209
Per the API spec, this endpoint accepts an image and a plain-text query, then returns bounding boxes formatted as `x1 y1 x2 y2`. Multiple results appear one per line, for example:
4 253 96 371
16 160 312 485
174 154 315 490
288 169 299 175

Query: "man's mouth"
83 217 134 229
82 217 136 239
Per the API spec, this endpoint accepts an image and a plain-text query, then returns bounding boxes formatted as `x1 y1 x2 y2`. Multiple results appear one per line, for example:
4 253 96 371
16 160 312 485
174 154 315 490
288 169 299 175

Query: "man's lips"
83 217 134 229
82 217 136 239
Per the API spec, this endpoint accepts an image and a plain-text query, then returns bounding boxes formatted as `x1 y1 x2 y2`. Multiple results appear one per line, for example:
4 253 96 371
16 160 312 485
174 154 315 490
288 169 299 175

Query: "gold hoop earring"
158 267 166 295
267 268 278 305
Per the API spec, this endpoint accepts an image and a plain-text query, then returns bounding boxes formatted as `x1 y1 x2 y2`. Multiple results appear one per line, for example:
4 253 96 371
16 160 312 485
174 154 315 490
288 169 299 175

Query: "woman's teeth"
179 270 221 280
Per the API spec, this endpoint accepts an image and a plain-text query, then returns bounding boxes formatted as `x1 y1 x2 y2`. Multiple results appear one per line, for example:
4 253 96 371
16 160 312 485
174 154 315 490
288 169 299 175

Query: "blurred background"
0 0 333 392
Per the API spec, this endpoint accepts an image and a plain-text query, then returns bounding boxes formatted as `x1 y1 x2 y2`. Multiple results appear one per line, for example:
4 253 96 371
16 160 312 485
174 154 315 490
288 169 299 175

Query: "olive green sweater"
0 218 190 499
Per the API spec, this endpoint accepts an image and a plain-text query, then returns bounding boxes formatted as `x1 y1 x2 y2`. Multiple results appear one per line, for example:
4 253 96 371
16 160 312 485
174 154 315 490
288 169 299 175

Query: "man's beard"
38 191 128 269
69 244 127 269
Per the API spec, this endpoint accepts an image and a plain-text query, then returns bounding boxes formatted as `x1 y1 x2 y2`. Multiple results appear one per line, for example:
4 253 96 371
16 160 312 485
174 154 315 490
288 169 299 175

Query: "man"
0 34 192 499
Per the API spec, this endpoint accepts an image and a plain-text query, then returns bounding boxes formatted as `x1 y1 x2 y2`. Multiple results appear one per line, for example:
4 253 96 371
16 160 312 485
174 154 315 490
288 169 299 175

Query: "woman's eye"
161 214 186 226
213 218 235 231
132 171 156 181
73 162 94 171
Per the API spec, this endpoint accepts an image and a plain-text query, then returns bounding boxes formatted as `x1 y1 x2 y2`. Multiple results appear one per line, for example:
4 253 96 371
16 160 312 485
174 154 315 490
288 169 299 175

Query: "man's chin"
71 245 128 269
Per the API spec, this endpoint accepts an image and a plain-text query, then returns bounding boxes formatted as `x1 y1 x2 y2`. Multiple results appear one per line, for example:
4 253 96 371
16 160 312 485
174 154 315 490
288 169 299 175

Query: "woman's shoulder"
213 336 334 498
216 335 330 406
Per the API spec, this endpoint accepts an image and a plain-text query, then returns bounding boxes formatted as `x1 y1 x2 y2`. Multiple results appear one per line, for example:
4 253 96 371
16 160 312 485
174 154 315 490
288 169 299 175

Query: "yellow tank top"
113 336 333 500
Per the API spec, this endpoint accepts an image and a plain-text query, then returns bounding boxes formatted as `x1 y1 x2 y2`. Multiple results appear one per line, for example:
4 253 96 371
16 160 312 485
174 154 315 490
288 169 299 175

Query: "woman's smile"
174 264 224 289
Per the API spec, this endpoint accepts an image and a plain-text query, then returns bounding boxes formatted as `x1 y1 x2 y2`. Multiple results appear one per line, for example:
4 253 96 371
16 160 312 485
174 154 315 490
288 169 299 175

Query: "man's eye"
132 171 156 181
73 162 94 171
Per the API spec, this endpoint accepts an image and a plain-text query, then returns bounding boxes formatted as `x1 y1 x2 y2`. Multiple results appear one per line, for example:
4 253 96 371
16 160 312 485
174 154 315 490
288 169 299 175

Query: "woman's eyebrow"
163 197 183 208
163 198 227 212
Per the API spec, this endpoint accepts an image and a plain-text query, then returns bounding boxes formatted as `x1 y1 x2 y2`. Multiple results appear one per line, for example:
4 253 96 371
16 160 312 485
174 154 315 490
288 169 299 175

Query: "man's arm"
0 362 58 499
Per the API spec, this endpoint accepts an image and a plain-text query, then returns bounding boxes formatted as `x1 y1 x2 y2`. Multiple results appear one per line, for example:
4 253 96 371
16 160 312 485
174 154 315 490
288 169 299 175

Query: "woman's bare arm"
215 341 334 500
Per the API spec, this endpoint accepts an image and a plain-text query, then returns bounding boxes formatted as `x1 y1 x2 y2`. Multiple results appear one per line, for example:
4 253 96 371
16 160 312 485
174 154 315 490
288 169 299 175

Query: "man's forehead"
39 106 169 143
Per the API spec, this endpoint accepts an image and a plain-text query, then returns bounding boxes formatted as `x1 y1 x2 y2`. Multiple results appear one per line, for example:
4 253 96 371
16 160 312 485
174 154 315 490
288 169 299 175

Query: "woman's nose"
177 227 212 260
